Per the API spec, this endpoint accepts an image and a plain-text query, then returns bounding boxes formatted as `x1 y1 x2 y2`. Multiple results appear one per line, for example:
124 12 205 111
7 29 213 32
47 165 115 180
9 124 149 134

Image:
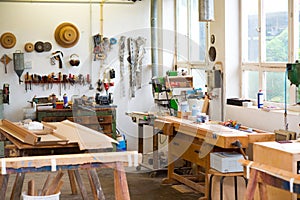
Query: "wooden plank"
10 173 25 200
0 175 9 200
40 174 51 196
87 169 98 199
0 128 77 150
241 160 300 184
201 95 209 114
53 180 64 194
88 168 105 200
74 169 89 200
0 151 142 170
114 162 130 200
258 182 268 200
44 171 64 195
27 179 35 196
51 120 117 150
245 169 258 200
67 170 78 195
0 120 39 145
172 172 205 194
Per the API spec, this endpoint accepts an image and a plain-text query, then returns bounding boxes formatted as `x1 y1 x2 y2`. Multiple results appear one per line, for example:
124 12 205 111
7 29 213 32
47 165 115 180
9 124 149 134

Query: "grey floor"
5 167 204 200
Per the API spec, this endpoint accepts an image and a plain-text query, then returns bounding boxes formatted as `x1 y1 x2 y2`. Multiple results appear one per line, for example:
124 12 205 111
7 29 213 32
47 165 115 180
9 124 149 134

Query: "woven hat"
0 32 16 49
54 22 80 48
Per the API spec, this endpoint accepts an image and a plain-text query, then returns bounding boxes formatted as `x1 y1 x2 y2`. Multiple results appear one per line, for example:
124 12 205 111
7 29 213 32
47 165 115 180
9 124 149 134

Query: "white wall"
0 1 156 150
225 105 299 133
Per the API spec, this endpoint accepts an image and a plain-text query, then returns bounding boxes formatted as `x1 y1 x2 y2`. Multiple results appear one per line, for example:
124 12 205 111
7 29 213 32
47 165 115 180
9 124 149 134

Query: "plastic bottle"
192 105 199 116
63 94 68 108
257 90 264 108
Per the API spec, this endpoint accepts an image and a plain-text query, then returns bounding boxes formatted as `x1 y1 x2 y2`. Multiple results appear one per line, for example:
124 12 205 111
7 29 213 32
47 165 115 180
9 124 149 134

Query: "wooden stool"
209 169 248 200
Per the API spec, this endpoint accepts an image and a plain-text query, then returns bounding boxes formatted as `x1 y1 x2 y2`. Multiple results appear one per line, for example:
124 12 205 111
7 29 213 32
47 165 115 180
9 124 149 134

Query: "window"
241 0 299 104
176 0 207 89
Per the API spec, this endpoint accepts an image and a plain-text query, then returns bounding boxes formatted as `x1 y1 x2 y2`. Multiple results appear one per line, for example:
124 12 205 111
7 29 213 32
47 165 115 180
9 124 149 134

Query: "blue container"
117 134 126 151
257 90 264 108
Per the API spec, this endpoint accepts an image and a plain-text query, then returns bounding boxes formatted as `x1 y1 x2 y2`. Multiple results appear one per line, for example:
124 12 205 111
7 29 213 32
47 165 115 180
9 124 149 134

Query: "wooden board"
49 120 117 150
0 120 39 145
172 185 197 193
0 120 69 146
0 151 142 171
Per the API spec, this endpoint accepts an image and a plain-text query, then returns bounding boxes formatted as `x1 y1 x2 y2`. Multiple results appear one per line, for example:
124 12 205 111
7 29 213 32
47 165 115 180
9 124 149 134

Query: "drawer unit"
169 133 209 167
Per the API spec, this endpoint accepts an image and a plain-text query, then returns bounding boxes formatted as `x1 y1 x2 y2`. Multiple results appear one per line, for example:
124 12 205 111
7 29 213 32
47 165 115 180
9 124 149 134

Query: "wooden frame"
241 160 300 200
0 151 142 200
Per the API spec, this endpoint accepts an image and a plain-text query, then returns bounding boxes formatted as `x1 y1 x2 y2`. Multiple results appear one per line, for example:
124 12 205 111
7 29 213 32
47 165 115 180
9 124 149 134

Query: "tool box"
210 152 245 173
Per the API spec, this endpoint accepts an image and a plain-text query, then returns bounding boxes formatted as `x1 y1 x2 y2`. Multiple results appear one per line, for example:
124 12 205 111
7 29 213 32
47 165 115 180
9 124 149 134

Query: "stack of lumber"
0 119 118 150
0 119 68 146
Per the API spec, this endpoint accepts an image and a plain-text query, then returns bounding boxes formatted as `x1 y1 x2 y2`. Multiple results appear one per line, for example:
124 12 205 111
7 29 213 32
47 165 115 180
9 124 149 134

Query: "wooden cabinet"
36 105 117 139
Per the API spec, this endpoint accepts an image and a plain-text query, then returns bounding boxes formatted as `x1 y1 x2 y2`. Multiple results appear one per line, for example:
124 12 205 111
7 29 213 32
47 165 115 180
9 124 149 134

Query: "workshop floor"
6 167 204 200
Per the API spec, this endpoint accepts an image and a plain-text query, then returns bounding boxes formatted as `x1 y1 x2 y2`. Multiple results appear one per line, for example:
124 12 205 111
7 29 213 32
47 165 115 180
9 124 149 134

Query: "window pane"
297 1 300 61
177 0 188 62
264 0 288 62
190 0 206 62
242 0 259 62
244 71 259 99
265 71 289 102
191 68 207 90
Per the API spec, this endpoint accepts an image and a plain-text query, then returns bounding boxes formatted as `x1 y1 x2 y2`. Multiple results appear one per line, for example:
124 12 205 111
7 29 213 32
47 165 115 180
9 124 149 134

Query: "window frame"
241 0 298 105
175 0 208 71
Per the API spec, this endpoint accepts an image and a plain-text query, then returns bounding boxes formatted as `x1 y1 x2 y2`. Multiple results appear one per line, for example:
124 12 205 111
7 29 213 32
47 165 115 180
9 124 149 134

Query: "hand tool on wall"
62 74 68 89
25 72 29 92
0 54 12 74
51 51 64 69
58 72 62 96
28 74 32 90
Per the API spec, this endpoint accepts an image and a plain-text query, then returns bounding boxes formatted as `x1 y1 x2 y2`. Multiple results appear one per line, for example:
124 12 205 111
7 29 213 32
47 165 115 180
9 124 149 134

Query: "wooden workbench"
154 116 275 199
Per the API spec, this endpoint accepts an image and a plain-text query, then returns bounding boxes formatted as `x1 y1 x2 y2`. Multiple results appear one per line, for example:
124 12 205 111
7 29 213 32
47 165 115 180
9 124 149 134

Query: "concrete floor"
5 167 204 200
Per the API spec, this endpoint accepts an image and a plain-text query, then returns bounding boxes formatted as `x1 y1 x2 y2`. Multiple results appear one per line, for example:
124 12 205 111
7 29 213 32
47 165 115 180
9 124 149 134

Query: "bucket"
22 192 60 200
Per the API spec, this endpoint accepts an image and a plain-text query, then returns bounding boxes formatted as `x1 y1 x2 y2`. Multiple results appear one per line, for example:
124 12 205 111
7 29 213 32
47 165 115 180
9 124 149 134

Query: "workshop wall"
0 1 155 151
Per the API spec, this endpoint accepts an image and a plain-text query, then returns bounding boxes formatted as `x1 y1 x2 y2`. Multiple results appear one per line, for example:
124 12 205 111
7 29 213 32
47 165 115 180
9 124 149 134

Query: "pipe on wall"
151 0 158 77
199 0 214 22
0 0 134 4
